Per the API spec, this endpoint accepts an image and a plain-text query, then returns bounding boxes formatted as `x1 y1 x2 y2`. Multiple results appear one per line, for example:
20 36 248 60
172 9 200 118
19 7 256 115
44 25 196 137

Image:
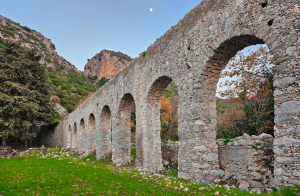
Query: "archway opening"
67 125 72 150
205 35 274 189
79 119 85 155
212 37 274 139
113 93 136 166
97 105 112 160
73 123 77 151
144 76 178 173
87 113 96 155
160 82 179 174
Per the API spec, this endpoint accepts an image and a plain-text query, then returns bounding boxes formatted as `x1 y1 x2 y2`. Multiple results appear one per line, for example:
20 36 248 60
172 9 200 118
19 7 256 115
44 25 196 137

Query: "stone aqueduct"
58 0 300 186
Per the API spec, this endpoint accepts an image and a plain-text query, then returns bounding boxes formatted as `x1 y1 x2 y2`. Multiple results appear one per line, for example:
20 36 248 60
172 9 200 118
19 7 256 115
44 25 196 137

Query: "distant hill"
84 49 132 84
0 15 82 74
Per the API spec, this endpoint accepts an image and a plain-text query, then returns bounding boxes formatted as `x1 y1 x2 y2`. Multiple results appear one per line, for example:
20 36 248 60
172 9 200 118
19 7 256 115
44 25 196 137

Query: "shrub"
52 96 61 103
23 26 32 32
88 75 97 80
45 57 52 63
5 26 15 31
25 33 39 41
2 29 14 36
40 42 46 48
98 77 109 87
111 51 132 62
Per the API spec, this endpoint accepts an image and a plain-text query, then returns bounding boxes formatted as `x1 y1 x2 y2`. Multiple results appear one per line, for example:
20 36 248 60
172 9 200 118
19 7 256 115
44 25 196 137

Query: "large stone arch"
86 113 96 155
142 76 175 173
112 93 136 166
73 122 77 151
78 118 86 155
97 105 112 160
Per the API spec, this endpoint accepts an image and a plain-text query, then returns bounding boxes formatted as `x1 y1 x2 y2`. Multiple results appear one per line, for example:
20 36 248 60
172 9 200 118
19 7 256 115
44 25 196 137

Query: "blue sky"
0 0 200 71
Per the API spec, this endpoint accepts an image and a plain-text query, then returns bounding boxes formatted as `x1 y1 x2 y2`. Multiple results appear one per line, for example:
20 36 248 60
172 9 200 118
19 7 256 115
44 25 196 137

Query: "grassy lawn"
0 147 299 196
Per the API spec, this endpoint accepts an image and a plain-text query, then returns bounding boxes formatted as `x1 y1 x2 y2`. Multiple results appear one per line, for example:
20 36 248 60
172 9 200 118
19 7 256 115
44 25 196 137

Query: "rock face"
84 49 132 80
0 15 80 74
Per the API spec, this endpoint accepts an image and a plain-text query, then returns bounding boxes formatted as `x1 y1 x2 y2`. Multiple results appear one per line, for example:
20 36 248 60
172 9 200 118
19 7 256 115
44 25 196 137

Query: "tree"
160 95 179 140
0 41 55 147
217 46 274 138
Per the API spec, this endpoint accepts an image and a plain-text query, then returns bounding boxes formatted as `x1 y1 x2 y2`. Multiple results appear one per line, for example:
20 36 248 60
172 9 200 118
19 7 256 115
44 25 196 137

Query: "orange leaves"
52 96 61 103
74 93 94 109
160 96 172 122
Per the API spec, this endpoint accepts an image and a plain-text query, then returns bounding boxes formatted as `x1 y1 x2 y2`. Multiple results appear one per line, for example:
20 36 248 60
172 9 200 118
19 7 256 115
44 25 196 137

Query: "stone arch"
78 118 85 155
97 105 112 160
112 93 135 166
67 125 72 150
72 122 77 151
142 76 174 172
86 113 96 155
205 35 264 95
183 35 275 184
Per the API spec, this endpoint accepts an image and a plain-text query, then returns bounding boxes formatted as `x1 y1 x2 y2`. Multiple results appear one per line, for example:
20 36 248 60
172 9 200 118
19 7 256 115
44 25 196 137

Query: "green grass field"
0 147 299 196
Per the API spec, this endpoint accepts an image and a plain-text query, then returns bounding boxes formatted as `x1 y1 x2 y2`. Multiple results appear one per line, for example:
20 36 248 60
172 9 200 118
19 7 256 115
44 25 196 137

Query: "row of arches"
66 74 177 168
62 32 292 184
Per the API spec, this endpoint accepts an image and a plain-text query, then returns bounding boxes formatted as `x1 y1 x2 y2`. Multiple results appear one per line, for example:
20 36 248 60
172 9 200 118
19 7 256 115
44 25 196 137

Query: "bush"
5 26 15 31
98 77 109 87
111 51 132 62
23 26 32 32
45 57 52 63
2 29 14 37
40 42 46 48
88 75 97 80
25 33 39 41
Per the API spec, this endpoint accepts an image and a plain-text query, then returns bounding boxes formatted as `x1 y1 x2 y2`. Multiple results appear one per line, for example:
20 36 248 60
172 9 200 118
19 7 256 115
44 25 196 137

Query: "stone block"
202 153 218 162
210 170 225 177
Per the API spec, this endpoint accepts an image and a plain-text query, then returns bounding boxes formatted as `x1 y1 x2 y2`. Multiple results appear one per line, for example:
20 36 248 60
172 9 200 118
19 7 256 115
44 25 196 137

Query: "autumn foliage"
74 93 94 109
160 95 178 140
217 46 274 138
160 96 172 121
52 96 61 103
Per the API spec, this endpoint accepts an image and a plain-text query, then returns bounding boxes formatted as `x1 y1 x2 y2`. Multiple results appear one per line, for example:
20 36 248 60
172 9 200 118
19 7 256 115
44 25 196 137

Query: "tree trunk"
25 128 28 148
2 137 6 146
29 127 32 147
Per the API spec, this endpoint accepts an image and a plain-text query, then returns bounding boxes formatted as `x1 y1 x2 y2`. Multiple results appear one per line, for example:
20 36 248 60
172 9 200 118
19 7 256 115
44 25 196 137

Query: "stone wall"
218 133 274 191
37 122 64 147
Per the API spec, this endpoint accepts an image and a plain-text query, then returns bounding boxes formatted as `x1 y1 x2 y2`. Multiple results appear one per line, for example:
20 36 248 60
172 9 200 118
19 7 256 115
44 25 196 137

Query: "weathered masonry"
54 0 300 188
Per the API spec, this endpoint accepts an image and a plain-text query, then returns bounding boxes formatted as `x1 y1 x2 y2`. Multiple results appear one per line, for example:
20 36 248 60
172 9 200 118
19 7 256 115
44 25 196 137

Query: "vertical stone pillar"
142 101 164 173
177 84 219 184
86 114 96 156
112 115 131 166
78 119 86 156
273 79 300 187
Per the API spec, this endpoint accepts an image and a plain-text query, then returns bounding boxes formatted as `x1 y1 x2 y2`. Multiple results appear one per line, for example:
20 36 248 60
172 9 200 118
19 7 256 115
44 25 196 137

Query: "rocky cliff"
84 49 132 80
0 15 80 74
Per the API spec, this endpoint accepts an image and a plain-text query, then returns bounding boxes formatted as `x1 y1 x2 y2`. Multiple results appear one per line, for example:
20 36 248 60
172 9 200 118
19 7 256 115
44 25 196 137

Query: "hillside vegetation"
47 67 98 113
0 15 78 73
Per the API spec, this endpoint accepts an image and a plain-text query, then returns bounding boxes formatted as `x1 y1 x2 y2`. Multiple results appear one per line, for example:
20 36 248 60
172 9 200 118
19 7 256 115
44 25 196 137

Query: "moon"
150 8 153 12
